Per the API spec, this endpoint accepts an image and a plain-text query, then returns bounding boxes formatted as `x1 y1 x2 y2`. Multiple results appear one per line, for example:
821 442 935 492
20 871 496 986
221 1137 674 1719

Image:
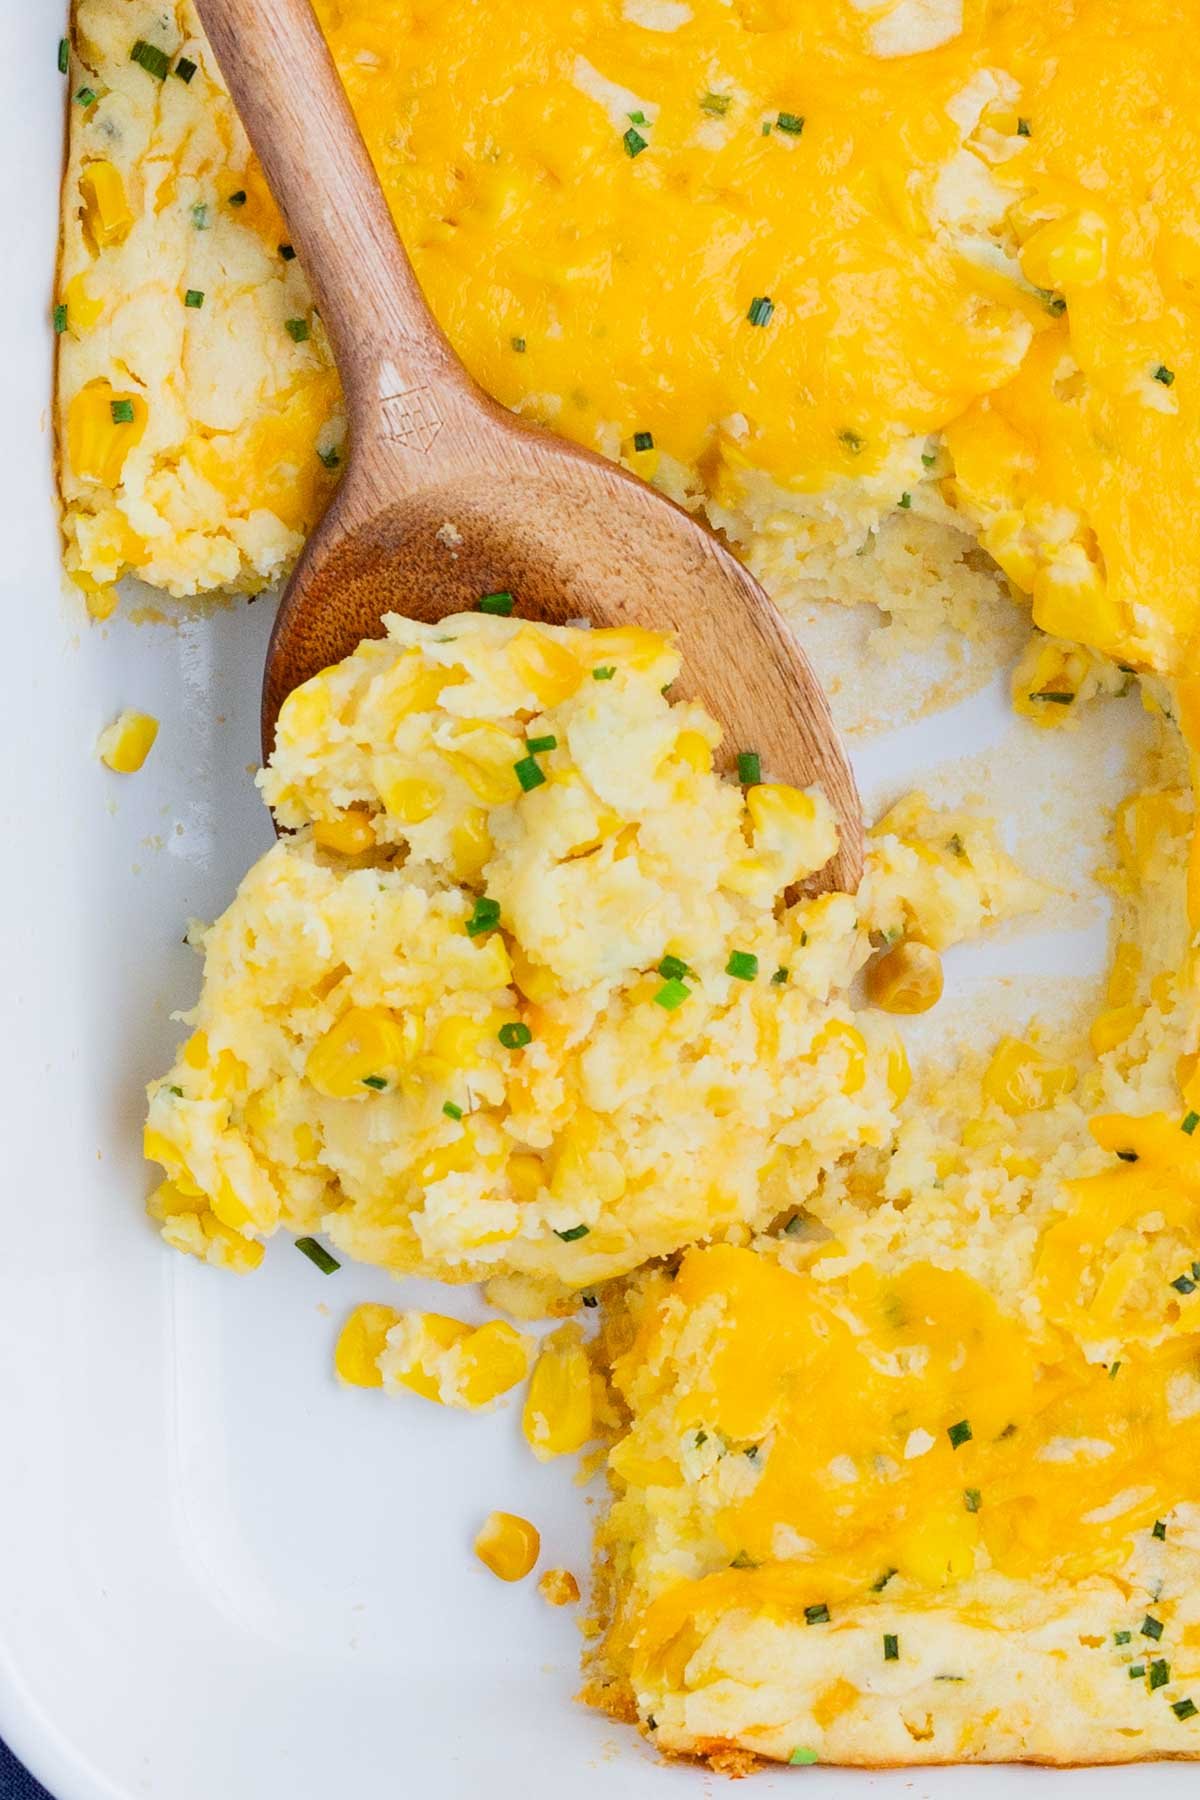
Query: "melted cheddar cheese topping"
59 0 1200 674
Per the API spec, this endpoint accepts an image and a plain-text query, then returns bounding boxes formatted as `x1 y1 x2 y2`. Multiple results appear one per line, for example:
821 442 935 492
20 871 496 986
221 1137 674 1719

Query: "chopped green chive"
443 1100 463 1121
948 1419 972 1449
729 1550 757 1569
898 491 912 509
871 1568 897 1592
361 1074 388 1091
761 121 771 135
788 1748 818 1766
75 86 97 107
1030 689 1074 704
285 317 310 342
1174 1698 1198 1720
514 754 546 793
1116 1149 1139 1161
964 1487 982 1513
922 450 937 467
58 37 69 73
771 967 789 985
1171 1272 1195 1294
1042 290 1067 316
633 429 654 452
130 38 171 80
700 91 731 116
1115 1631 1132 1646
804 1603 830 1626
581 1292 598 1307
295 1236 340 1274
1182 1111 1199 1134
174 55 198 83
623 126 648 158
1109 1361 1122 1379
555 1222 590 1241
498 1021 533 1049
191 202 209 230
478 589 515 615
510 335 526 353
776 111 804 134
628 109 646 125
466 895 501 938
184 289 204 308
53 303 68 334
318 446 341 469
747 295 774 328
737 750 761 785
1017 116 1031 136
1130 1664 1146 1679
1150 1659 1171 1691
592 665 616 680
228 189 247 206
658 955 690 981
654 977 691 1011
726 950 758 981
280 242 296 260
526 734 557 754
883 1634 899 1661
1142 1615 1164 1641
839 428 865 454
1154 364 1176 387
166 1085 184 1099
109 399 135 424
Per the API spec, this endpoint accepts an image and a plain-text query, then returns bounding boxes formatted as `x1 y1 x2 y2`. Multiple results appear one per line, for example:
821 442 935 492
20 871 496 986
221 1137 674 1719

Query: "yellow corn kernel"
312 809 376 856
1011 635 1089 728
550 1109 626 1208
146 1177 207 1222
1018 211 1106 289
429 1013 491 1070
672 730 713 774
982 1037 1077 1114
459 931 511 990
73 571 119 620
1115 790 1187 880
384 1312 471 1401
538 1568 581 1607
79 159 134 251
143 1126 202 1196
414 1133 477 1185
623 435 661 480
376 649 460 723
450 807 492 881
523 1332 594 1462
305 1005 423 1099
886 1038 912 1105
507 1152 544 1203
808 1020 868 1095
67 384 148 488
586 625 668 672
198 1212 265 1274
475 1511 540 1583
96 708 158 773
865 940 944 1015
1107 940 1141 1008
508 627 584 706
276 675 331 744
64 270 105 333
335 1303 401 1388
747 782 815 836
379 774 444 824
1090 1004 1144 1056
509 943 558 1004
446 721 525 805
455 1320 534 1408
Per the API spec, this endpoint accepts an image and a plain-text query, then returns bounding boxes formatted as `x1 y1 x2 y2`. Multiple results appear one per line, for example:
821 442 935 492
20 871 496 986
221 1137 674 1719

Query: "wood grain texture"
194 0 864 892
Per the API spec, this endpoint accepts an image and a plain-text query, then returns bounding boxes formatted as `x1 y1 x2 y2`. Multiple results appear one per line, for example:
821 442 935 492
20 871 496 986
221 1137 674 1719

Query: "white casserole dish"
1 2 1192 1793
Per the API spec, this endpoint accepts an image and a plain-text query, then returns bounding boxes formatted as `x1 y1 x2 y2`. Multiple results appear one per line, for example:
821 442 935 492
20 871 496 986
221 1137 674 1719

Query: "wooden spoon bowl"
196 0 863 893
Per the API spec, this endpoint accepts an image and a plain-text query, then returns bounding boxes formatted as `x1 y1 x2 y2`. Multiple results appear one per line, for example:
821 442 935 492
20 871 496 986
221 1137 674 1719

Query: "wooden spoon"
195 0 863 892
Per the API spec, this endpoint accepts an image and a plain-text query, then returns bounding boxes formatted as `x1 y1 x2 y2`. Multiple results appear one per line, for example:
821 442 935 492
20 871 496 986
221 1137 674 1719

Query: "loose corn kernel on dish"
56 0 1200 1775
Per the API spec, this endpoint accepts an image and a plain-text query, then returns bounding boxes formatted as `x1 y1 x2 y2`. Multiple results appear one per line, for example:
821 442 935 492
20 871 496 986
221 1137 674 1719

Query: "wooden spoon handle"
193 0 473 429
